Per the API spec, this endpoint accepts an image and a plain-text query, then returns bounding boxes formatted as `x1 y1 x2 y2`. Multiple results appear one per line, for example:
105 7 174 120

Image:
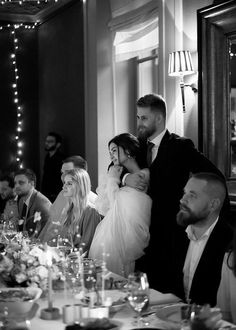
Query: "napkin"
149 289 182 306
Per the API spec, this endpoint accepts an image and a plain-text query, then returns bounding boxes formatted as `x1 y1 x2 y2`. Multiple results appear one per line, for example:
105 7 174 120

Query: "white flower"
0 256 13 273
29 246 46 265
36 266 48 279
34 211 41 223
15 272 27 283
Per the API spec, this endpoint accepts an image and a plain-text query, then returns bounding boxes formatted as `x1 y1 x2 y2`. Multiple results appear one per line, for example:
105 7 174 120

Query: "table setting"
0 233 234 330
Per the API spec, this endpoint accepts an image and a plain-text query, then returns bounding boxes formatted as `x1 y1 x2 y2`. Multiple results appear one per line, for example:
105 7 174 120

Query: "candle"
48 265 53 310
46 246 53 310
78 248 85 298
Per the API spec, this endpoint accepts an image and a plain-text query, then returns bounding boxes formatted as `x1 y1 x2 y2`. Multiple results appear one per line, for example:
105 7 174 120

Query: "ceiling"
0 0 78 24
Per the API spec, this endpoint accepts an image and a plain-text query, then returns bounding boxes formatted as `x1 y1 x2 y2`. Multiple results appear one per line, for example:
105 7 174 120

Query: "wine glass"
127 272 150 327
2 220 17 243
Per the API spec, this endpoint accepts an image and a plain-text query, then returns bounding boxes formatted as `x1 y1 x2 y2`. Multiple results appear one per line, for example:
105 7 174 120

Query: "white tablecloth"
28 289 180 330
27 289 235 330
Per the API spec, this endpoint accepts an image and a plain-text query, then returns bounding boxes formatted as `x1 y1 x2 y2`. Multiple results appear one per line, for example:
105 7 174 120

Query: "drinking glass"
180 304 192 330
64 255 80 294
82 258 97 291
127 272 150 327
2 220 17 243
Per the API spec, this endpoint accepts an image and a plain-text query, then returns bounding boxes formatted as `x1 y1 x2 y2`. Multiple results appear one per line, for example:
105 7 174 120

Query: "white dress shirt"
183 217 219 300
149 129 167 163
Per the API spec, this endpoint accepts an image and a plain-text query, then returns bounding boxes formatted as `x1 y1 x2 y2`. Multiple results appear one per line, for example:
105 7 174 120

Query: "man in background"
41 132 65 202
15 168 51 237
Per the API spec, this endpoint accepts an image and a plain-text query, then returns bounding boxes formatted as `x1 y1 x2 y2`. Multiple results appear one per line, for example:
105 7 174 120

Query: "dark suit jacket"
172 216 232 306
136 130 230 293
18 189 51 237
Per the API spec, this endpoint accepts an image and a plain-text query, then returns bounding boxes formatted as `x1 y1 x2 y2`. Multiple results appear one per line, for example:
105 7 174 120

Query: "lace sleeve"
95 174 120 216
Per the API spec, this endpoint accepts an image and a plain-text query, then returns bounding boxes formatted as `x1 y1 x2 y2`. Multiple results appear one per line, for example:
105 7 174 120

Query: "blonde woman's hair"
63 168 91 233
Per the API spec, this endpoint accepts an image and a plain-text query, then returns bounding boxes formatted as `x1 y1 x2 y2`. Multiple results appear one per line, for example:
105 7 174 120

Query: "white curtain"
108 0 159 61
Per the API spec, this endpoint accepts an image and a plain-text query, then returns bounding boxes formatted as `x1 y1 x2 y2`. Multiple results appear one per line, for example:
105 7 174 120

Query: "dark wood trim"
198 0 236 180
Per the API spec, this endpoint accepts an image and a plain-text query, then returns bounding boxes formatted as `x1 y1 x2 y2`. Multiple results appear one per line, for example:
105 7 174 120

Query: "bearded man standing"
173 172 232 306
41 132 65 202
125 94 229 293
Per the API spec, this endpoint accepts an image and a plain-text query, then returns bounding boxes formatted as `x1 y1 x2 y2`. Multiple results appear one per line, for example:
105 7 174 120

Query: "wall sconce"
168 50 197 113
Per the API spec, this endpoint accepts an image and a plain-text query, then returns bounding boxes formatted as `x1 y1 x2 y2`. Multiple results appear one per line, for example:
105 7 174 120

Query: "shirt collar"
149 129 167 147
185 216 219 241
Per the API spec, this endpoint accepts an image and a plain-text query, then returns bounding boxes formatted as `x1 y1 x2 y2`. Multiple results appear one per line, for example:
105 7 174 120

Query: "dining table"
1 270 235 330
24 285 235 330
28 287 181 330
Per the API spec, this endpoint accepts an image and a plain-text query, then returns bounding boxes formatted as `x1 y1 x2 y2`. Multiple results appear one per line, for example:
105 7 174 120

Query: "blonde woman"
39 169 101 254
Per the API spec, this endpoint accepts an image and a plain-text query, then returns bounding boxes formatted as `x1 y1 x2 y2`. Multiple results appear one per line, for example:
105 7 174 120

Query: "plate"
109 301 126 313
155 303 188 328
0 287 42 315
83 290 127 313
0 302 39 322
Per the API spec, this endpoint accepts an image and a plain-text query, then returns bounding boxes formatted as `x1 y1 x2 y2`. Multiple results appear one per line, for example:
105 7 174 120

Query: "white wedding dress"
89 169 152 277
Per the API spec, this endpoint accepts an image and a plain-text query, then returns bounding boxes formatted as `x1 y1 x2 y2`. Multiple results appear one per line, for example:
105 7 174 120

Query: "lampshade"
168 50 194 77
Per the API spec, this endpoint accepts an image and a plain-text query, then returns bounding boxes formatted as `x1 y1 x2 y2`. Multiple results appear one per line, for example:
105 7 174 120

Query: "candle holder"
40 244 60 320
40 306 60 320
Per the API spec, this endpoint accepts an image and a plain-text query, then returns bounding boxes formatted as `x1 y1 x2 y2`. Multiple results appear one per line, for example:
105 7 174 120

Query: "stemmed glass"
2 220 17 243
127 272 150 327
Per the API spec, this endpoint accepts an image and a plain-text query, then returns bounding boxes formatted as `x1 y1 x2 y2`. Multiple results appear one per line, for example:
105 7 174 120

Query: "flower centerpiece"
0 237 64 291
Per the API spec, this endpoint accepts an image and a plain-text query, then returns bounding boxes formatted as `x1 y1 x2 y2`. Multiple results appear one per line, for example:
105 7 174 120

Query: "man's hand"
125 172 148 191
191 305 222 330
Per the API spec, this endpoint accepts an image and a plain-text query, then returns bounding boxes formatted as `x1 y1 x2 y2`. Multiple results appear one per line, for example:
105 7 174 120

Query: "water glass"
82 258 97 291
127 272 149 327
2 220 17 243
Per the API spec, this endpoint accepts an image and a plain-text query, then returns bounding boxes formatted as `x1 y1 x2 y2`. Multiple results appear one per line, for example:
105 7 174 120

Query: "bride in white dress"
89 133 152 277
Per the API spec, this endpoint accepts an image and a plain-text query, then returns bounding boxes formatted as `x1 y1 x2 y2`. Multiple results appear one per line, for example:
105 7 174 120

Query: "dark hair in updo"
108 133 143 168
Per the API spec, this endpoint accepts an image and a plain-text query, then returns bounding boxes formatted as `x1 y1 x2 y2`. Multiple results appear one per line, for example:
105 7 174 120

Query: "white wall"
163 0 212 146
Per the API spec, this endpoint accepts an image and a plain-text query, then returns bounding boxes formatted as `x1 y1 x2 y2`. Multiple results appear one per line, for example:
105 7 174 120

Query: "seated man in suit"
173 172 232 306
14 168 51 237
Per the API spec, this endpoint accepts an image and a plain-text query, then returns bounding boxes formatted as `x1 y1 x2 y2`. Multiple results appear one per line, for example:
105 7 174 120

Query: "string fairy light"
1 22 39 169
0 0 59 5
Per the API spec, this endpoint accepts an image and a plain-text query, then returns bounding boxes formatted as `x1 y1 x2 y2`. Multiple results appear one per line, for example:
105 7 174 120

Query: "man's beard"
45 144 56 152
137 125 156 140
176 206 210 227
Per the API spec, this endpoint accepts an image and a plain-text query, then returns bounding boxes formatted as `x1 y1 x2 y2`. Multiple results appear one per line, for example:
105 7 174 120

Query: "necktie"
147 141 155 166
19 202 27 232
